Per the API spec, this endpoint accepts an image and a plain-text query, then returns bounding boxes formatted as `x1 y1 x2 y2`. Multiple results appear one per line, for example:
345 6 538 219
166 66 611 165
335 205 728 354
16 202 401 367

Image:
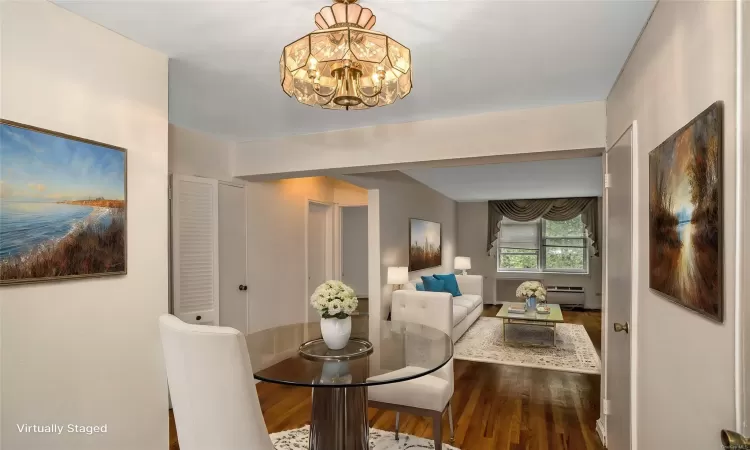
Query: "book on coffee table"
507 305 527 314
536 305 551 314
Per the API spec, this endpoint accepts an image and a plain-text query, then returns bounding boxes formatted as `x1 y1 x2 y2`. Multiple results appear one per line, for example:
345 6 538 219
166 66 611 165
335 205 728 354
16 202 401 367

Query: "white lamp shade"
454 256 472 271
387 266 409 285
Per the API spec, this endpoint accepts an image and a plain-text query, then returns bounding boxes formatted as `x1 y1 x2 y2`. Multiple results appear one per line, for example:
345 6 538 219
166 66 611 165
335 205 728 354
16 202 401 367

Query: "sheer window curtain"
487 197 599 257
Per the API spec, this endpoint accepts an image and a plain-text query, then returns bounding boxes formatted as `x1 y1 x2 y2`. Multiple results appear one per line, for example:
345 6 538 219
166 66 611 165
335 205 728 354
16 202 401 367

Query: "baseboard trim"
596 418 607 448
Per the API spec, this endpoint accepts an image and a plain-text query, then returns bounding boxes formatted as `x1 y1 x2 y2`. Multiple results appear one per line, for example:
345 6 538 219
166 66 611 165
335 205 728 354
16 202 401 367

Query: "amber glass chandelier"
279 0 412 110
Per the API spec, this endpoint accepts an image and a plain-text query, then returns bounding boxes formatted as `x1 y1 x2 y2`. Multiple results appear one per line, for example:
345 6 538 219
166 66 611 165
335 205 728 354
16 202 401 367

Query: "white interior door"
219 183 248 334
172 175 219 325
605 126 634 449
341 206 368 297
307 202 332 322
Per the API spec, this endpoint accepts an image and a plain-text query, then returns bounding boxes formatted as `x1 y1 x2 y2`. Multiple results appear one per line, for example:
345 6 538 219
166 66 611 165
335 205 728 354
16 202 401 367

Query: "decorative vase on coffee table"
525 296 537 310
321 316 352 350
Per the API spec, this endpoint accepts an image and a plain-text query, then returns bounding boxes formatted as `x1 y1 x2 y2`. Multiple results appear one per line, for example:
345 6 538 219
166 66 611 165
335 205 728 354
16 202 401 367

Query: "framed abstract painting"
648 102 723 322
0 120 127 285
409 218 442 272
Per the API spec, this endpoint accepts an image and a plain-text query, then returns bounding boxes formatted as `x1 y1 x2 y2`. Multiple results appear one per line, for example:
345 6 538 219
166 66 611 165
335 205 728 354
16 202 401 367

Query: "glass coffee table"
497 302 565 347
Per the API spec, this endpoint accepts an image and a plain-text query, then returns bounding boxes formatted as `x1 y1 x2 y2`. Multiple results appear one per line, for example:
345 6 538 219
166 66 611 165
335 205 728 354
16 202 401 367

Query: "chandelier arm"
316 90 339 106
355 81 383 99
312 84 337 98
360 95 380 108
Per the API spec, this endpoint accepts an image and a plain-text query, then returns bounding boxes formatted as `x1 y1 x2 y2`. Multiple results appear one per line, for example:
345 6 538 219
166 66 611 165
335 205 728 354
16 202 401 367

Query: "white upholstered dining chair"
159 314 275 450
367 296 455 448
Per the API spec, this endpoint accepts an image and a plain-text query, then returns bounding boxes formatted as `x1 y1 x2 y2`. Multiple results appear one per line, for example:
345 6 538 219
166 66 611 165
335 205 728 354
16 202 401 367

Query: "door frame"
600 120 640 449
304 199 335 323
218 180 249 334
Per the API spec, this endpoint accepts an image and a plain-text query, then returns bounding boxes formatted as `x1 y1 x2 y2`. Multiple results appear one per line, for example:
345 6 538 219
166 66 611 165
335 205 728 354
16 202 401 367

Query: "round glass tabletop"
245 316 453 387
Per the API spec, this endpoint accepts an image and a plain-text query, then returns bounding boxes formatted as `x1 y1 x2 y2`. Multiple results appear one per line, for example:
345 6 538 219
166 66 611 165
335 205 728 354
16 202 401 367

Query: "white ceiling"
55 0 654 142
403 157 603 201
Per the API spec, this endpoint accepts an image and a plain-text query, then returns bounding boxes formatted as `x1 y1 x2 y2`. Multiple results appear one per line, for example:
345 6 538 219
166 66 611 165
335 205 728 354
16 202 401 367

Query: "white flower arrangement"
310 280 359 319
515 281 547 301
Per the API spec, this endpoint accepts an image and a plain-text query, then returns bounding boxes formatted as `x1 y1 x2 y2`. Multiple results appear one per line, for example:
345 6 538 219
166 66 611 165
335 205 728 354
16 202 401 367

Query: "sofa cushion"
421 276 445 293
368 366 451 411
454 295 481 311
452 305 468 327
458 294 482 310
415 282 425 291
433 274 462 297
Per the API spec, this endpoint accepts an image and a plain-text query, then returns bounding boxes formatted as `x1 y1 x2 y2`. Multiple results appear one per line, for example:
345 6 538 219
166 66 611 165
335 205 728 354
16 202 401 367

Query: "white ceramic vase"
320 316 352 350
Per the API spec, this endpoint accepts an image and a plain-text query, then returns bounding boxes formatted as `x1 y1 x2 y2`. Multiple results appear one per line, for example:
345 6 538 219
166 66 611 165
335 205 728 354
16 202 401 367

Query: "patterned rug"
454 317 601 374
270 425 460 449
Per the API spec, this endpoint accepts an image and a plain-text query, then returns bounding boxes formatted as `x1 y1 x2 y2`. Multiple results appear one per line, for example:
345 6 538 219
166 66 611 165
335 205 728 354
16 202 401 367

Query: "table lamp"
387 266 409 290
454 256 471 275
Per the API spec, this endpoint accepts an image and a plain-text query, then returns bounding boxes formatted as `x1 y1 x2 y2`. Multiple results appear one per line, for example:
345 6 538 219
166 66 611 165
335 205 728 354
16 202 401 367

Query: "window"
497 218 540 271
497 215 588 273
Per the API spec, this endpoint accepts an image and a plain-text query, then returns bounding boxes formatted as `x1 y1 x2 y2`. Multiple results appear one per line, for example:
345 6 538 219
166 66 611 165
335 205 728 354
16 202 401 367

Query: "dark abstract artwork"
649 102 723 321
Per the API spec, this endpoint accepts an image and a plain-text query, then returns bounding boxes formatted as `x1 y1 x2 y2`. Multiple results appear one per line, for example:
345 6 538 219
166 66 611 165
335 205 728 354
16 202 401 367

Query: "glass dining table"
245 315 453 450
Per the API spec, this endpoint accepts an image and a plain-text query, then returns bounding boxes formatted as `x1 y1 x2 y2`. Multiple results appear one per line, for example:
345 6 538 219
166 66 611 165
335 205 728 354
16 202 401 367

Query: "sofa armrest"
456 275 483 297
391 290 453 337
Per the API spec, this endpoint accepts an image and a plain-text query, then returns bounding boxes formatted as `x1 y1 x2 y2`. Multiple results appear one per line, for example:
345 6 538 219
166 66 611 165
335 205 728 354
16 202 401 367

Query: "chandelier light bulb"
279 0 412 110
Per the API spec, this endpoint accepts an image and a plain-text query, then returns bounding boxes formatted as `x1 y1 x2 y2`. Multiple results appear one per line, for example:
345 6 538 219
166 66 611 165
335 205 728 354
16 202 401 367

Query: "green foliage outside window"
498 216 588 272
499 248 538 270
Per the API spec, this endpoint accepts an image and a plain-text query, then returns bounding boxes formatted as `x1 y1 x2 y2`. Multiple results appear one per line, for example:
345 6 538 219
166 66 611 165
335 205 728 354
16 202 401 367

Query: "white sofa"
393 275 484 343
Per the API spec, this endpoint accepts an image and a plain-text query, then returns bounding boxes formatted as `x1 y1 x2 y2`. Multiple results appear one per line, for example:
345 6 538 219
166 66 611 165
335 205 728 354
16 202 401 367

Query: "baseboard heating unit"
545 286 585 309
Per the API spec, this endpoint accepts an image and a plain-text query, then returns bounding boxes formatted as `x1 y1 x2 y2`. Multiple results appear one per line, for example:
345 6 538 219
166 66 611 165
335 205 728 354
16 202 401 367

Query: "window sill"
496 270 590 277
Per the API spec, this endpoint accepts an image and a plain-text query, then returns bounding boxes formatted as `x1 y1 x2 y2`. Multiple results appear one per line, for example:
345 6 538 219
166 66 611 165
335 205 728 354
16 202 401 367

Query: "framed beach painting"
0 120 127 285
648 102 723 321
409 218 442 272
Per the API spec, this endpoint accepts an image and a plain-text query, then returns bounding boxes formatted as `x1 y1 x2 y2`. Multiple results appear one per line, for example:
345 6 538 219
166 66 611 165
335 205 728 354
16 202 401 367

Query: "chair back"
159 314 274 450
390 292 454 394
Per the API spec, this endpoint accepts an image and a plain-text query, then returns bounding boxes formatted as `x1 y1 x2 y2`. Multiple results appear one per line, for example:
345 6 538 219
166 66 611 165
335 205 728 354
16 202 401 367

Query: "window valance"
487 198 599 257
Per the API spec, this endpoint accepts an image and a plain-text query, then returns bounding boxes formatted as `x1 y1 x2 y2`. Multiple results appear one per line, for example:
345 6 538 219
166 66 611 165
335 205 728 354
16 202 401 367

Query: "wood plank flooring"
169 307 603 450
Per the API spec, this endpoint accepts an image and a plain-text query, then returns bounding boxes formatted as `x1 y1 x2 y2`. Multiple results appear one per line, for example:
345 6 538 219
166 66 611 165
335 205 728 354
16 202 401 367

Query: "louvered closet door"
172 175 219 325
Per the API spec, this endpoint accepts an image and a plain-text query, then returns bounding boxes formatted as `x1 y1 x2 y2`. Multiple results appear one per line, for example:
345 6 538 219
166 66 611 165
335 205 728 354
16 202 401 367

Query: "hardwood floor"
169 306 603 450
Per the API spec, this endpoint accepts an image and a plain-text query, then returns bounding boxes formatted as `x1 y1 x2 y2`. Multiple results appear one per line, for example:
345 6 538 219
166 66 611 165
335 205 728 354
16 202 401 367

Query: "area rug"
270 425 460 449
454 317 601 375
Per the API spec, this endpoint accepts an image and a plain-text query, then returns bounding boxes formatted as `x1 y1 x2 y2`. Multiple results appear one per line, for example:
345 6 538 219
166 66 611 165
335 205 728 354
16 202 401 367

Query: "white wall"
234 101 606 178
606 1 739 448
169 124 235 182
341 172 458 323
457 202 603 309
0 3 169 450
245 177 367 332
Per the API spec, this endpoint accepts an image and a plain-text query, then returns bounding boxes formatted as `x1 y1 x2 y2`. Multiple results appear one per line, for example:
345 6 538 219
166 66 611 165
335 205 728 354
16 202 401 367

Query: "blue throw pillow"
433 274 462 297
421 276 445 293
415 282 425 291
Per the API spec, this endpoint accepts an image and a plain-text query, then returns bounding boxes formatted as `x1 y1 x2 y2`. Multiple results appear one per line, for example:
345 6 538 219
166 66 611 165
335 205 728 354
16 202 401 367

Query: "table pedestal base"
310 386 368 450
